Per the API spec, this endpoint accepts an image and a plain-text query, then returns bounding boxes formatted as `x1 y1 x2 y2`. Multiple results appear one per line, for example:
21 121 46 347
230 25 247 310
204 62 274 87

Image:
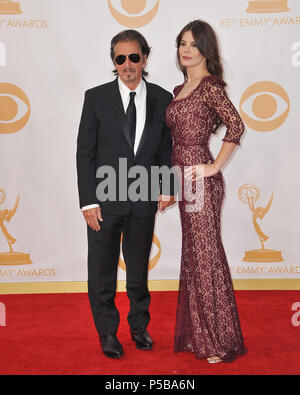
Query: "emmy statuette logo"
0 0 22 15
0 188 32 265
246 0 289 13
238 184 283 262
118 233 161 271
108 0 159 28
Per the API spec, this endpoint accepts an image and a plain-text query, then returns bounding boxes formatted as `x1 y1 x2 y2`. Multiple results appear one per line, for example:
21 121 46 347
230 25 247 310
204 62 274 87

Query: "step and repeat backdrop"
0 0 300 292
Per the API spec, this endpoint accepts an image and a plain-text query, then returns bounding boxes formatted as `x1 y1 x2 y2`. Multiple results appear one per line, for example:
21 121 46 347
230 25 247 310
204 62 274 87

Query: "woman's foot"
207 357 222 364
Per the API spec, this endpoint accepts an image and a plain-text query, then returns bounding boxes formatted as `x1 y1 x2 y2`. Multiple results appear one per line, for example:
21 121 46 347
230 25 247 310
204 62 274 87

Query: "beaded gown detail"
165 76 246 360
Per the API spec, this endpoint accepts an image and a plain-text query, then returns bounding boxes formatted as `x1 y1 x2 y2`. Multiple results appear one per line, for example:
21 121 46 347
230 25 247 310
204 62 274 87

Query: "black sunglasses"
115 53 141 65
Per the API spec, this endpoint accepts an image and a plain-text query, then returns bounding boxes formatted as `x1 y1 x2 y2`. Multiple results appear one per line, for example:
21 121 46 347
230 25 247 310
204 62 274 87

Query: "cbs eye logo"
108 0 159 28
239 81 289 132
0 83 30 134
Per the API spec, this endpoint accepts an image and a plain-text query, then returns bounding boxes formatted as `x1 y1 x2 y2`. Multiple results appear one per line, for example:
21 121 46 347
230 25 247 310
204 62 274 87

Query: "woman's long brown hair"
176 20 226 86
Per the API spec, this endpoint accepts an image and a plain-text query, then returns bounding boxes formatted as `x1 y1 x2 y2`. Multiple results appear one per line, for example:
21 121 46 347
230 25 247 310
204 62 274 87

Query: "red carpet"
0 290 299 375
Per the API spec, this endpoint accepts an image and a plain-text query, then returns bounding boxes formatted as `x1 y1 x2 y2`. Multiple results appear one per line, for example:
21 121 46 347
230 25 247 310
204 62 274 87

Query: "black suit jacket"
76 78 174 217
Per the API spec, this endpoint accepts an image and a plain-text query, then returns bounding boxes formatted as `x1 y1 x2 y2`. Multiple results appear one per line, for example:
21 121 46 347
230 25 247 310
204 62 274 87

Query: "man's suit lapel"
136 82 157 158
110 78 133 150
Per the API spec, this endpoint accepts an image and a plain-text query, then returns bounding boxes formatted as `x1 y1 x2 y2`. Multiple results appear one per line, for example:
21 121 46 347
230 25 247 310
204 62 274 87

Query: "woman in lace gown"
165 20 247 363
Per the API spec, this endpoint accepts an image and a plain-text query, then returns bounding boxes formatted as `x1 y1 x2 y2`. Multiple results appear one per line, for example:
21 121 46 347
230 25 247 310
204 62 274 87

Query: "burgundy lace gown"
165 75 246 360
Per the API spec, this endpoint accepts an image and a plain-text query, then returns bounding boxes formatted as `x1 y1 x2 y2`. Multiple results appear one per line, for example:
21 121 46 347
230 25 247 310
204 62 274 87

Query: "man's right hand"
82 206 103 231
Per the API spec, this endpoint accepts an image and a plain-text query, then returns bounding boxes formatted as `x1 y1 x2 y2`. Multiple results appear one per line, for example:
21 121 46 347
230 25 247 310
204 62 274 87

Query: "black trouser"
87 213 156 336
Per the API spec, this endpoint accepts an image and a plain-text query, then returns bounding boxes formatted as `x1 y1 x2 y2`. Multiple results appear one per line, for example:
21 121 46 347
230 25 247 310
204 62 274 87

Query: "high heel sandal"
207 357 222 364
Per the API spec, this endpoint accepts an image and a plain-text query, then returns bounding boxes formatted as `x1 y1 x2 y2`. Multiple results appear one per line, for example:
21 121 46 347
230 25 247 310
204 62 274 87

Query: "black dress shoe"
99 334 124 359
131 327 153 350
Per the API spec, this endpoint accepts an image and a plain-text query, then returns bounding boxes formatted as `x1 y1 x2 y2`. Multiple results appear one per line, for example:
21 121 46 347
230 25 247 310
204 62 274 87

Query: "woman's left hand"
184 163 219 181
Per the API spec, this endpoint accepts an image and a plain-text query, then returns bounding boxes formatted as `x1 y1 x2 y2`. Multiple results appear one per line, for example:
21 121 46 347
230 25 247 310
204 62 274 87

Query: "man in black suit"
76 30 175 359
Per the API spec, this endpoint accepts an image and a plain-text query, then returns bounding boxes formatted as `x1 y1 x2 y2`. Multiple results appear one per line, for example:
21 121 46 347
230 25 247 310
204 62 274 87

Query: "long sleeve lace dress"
165 75 247 361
